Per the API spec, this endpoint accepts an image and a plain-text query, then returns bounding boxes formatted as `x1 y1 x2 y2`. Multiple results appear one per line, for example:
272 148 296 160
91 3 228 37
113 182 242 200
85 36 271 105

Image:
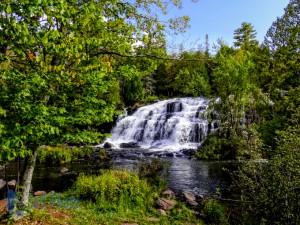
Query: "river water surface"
2 155 238 198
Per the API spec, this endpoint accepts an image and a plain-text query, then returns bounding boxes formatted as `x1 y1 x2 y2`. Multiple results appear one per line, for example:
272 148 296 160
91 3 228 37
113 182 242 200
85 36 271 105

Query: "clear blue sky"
165 0 289 51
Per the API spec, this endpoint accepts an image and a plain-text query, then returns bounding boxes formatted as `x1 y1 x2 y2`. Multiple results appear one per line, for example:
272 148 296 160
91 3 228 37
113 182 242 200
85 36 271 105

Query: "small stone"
0 179 6 190
8 180 16 188
34 191 47 197
157 209 167 216
48 190 55 194
162 189 175 199
60 167 69 173
146 217 160 222
155 198 175 211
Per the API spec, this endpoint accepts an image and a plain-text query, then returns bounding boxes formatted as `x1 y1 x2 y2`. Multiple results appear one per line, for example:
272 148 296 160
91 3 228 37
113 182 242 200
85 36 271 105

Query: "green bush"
38 145 95 164
137 158 170 191
196 134 224 160
202 199 228 225
235 125 300 225
72 170 155 212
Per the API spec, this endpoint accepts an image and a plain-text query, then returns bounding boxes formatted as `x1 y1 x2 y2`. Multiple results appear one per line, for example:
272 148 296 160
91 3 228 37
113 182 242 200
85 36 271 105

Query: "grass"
0 169 206 225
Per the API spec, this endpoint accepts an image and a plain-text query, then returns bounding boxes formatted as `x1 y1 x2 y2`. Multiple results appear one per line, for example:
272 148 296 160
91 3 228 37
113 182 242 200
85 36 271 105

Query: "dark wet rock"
210 112 219 120
165 152 174 157
120 142 140 148
162 189 175 200
155 198 175 211
34 191 47 197
214 121 219 129
180 149 196 156
103 142 113 149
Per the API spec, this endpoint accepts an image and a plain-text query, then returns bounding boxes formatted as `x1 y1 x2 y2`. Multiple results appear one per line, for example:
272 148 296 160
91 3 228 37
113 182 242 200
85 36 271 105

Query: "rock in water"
103 142 113 149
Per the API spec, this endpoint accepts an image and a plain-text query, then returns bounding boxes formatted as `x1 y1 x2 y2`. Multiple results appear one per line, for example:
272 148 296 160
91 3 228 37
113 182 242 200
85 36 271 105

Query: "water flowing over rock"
103 97 219 151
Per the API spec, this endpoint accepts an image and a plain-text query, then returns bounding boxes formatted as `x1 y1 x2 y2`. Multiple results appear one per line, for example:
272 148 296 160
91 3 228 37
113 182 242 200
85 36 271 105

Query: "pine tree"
234 22 259 50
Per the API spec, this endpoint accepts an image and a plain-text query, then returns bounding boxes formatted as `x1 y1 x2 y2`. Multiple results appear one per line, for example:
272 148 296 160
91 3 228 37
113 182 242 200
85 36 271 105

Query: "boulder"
34 191 47 197
8 180 16 188
60 167 69 173
183 191 198 207
103 142 113 149
155 198 175 211
165 152 174 157
162 189 175 200
120 142 140 148
0 179 6 190
183 191 196 202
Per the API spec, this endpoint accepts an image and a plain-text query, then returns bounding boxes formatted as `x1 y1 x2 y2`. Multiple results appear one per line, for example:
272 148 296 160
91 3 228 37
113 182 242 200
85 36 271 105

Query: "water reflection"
1 157 237 197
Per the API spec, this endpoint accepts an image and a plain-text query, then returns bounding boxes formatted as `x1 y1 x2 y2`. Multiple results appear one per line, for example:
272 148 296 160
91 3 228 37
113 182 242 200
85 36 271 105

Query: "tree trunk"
20 150 37 208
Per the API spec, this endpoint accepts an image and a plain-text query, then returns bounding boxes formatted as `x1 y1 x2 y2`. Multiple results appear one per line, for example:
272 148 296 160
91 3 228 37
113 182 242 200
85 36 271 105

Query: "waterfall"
103 97 219 151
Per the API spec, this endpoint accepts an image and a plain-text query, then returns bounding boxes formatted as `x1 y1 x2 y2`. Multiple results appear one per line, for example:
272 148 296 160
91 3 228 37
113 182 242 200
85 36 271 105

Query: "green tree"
211 45 263 158
233 22 259 50
259 0 300 150
236 123 300 224
173 51 211 97
264 0 300 90
0 0 192 210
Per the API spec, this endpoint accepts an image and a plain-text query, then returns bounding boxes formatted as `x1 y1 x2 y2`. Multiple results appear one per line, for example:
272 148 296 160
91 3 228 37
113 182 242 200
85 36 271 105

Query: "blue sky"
164 0 289 51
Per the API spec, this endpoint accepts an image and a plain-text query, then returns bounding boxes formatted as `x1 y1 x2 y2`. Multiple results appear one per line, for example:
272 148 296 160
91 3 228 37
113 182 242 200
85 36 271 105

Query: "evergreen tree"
233 22 259 50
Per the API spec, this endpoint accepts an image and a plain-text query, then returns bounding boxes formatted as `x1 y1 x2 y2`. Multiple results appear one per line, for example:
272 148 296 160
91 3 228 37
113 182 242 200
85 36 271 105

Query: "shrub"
202 199 228 225
38 145 94 164
136 158 170 191
72 170 155 212
235 125 300 224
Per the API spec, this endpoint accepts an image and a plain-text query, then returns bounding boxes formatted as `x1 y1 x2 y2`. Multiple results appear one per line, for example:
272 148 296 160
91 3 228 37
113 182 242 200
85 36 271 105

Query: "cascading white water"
103 97 219 151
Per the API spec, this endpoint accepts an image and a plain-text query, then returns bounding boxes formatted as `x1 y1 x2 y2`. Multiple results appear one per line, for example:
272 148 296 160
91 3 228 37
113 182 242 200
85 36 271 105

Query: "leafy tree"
236 124 300 224
211 45 263 158
173 51 211 97
0 0 193 210
259 0 300 150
